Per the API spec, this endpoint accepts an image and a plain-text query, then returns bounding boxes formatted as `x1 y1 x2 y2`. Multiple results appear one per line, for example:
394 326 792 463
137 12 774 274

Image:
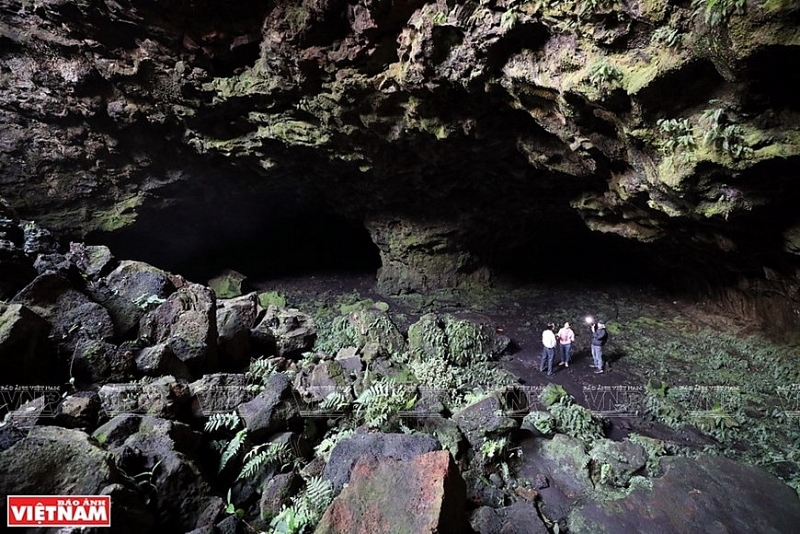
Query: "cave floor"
253 270 800 493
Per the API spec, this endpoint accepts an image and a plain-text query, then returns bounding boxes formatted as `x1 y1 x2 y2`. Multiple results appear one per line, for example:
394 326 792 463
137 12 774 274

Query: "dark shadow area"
745 45 800 112
485 211 657 286
88 184 381 285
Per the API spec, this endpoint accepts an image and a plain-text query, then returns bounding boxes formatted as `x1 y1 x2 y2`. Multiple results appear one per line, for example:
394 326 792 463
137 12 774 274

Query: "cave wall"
1 0 799 330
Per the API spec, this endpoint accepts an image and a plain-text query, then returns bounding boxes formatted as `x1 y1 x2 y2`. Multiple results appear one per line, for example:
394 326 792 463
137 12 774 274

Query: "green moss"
258 291 287 309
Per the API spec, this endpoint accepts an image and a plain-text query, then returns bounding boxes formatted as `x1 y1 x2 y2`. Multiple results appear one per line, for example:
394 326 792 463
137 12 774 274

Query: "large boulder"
316 450 469 534
189 372 252 419
251 305 316 358
236 372 299 440
72 339 136 384
216 292 259 368
134 342 193 381
322 432 441 494
98 376 191 420
568 454 800 534
0 426 117 501
11 274 115 354
66 242 115 280
100 260 176 337
452 394 519 450
139 282 218 374
93 414 223 531
0 303 53 385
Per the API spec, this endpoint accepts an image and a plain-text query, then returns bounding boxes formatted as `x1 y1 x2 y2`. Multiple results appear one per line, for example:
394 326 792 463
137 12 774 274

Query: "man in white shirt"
557 322 575 368
540 323 557 376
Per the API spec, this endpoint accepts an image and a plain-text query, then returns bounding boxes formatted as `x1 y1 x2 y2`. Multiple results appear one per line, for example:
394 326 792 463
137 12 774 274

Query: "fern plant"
587 60 622 88
500 9 519 31
237 441 293 481
700 108 751 159
354 377 416 430
219 428 248 473
651 27 683 48
692 0 746 26
205 411 242 433
247 357 278 393
657 118 697 157
269 475 333 534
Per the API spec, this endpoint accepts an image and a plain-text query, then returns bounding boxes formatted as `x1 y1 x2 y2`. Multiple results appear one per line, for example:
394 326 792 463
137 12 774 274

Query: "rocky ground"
2 198 800 534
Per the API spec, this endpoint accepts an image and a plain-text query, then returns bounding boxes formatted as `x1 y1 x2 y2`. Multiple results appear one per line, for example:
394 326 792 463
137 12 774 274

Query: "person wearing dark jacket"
591 320 608 374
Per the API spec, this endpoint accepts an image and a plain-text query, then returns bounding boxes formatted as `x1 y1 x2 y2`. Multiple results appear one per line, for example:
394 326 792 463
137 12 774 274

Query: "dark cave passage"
87 190 382 285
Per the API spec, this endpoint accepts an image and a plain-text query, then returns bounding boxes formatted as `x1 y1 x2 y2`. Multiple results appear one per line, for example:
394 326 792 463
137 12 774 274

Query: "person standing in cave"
557 321 575 368
540 322 557 376
590 319 609 374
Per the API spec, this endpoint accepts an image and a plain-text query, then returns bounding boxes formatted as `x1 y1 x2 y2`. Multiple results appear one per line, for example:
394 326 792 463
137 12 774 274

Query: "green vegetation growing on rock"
657 118 697 157
692 0 746 26
699 107 752 159
269 475 333 534
587 59 622 89
539 384 606 442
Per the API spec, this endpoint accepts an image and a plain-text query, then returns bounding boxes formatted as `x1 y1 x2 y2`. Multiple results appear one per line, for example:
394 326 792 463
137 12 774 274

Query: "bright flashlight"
584 316 594 324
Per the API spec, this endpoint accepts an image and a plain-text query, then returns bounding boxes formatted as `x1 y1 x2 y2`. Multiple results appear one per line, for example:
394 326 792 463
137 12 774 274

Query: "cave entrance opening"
87 188 382 287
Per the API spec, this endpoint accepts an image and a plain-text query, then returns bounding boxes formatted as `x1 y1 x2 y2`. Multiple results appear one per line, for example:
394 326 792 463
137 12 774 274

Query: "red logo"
7 496 111 527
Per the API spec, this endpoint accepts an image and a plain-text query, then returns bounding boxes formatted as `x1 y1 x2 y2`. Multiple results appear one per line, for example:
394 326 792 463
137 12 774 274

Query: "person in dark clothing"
590 320 609 374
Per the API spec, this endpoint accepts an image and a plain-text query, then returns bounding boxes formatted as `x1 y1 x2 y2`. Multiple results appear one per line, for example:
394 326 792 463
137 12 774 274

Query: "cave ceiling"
1 0 799 298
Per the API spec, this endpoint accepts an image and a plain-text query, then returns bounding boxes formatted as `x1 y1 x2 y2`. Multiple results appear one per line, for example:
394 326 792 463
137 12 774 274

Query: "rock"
236 372 299 440
0 203 35 299
2 393 59 429
568 455 800 534
98 376 191 420
139 282 218 374
307 360 350 401
33 252 74 277
0 422 27 453
516 434 594 523
72 339 136 384
21 220 59 256
588 438 647 488
315 450 469 534
135 342 193 380
413 416 465 460
100 483 155 533
334 346 363 373
66 242 115 279
208 268 248 298
56 390 101 429
190 372 253 419
0 426 117 498
498 501 548 534
11 274 116 353
452 394 519 449
251 305 316 358
408 312 498 366
0 302 54 385
259 472 300 522
342 304 404 358
470 506 503 534
101 260 176 337
92 414 220 531
322 432 441 494
366 216 490 295
216 292 259 369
